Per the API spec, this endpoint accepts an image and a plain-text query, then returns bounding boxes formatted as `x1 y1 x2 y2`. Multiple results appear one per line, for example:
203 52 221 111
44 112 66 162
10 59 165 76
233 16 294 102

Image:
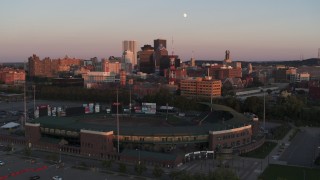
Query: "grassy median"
259 164 320 180
240 142 277 159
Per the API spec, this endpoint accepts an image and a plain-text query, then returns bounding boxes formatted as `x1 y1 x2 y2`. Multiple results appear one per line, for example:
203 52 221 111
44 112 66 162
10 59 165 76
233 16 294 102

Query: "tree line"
34 84 320 126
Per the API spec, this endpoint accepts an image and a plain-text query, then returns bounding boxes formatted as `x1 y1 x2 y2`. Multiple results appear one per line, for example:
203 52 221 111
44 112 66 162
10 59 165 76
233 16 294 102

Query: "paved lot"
176 156 267 180
0 152 137 180
280 127 320 167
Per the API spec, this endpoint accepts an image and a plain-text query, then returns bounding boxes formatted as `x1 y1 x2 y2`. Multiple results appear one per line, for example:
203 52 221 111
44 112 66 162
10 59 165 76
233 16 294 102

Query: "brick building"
180 77 222 98
0 68 25 85
28 54 82 77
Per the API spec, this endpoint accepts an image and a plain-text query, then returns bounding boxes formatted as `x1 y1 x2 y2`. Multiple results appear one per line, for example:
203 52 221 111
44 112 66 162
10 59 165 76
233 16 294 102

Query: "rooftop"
32 103 252 136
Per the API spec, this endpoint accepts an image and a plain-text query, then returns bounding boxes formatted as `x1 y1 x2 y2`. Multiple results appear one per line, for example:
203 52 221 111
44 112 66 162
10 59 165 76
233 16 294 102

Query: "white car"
52 176 62 180
0 161 4 166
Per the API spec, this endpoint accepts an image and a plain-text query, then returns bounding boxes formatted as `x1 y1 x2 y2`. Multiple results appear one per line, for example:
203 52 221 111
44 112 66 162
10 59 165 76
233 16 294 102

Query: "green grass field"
240 141 277 159
259 164 320 180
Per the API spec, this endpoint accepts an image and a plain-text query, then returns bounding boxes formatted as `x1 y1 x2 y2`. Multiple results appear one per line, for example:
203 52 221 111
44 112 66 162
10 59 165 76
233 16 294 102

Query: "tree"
152 165 164 178
213 168 239 180
243 96 263 117
24 147 32 157
134 163 147 175
118 163 127 173
101 160 112 169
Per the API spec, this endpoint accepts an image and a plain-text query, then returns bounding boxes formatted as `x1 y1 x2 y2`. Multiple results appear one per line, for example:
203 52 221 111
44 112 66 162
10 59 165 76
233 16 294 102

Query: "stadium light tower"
33 85 36 116
258 86 266 131
116 89 120 154
23 80 27 126
263 88 266 130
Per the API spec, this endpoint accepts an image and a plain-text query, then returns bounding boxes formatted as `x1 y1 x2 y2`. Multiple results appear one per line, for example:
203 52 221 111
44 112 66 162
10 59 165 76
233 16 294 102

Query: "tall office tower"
138 45 154 74
190 57 195 67
154 39 167 51
122 40 137 66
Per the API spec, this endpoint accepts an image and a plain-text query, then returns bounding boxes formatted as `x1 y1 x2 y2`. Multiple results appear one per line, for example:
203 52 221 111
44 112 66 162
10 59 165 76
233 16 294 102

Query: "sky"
1 0 320 62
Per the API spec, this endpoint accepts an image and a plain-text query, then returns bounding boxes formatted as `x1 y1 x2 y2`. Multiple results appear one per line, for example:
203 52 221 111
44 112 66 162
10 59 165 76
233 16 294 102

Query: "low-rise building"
180 77 221 98
0 68 25 85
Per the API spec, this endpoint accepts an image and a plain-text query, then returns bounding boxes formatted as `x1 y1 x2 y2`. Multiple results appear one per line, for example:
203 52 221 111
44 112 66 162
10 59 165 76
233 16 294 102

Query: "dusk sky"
1 0 320 62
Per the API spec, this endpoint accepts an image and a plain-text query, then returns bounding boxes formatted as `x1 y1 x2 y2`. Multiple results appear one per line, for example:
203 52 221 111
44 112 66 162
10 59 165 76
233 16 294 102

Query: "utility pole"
116 89 120 154
263 72 266 130
211 82 213 112
23 80 27 127
33 85 36 115
263 88 266 130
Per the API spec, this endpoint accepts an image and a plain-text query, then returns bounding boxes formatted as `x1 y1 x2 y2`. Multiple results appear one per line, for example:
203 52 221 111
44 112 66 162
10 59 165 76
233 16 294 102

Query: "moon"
183 13 187 18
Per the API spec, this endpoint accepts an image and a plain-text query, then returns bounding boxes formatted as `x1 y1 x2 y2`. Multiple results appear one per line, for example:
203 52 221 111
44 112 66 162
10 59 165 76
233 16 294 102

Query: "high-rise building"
154 47 168 71
137 45 154 74
154 39 166 51
122 40 137 67
101 59 121 74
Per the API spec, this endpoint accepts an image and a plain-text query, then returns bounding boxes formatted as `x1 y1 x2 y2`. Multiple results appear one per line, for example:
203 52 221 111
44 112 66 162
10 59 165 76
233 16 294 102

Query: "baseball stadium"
25 102 265 167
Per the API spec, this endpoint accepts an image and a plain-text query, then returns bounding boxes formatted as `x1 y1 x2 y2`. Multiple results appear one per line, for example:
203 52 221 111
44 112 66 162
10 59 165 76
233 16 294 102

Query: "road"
280 127 320 167
0 150 147 180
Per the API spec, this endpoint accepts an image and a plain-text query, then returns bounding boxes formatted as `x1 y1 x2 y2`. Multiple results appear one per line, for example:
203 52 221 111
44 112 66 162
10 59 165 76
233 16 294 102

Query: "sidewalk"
244 127 297 180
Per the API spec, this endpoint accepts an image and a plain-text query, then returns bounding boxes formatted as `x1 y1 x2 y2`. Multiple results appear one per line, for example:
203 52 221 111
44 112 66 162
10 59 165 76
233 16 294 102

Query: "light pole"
263 72 267 130
59 148 61 163
210 81 213 112
166 103 168 121
32 85 36 114
136 149 140 165
116 89 119 154
259 86 266 131
263 89 266 131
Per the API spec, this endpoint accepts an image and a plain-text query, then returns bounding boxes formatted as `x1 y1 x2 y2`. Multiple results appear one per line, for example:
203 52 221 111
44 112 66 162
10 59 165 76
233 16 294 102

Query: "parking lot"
280 127 320 167
0 151 131 180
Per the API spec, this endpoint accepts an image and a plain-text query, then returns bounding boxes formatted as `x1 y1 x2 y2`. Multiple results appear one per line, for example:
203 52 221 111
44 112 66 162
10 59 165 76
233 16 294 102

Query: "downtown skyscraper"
122 40 137 66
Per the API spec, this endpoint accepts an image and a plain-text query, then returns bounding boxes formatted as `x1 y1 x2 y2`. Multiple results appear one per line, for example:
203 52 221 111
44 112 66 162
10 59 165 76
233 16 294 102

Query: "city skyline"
1 0 320 62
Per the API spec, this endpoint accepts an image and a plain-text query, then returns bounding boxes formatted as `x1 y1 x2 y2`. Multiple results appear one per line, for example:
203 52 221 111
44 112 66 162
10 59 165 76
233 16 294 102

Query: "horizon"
1 0 320 62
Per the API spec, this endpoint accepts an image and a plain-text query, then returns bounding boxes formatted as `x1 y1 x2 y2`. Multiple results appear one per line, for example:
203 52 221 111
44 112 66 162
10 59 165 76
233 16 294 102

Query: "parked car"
0 161 5 166
52 176 62 180
29 175 40 180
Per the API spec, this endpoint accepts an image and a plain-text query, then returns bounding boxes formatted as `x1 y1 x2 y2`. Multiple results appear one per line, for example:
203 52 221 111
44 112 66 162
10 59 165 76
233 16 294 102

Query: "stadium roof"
31 103 252 136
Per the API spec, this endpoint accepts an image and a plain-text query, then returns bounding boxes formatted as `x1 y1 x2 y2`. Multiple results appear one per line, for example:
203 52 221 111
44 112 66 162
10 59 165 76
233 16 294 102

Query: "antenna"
171 37 174 56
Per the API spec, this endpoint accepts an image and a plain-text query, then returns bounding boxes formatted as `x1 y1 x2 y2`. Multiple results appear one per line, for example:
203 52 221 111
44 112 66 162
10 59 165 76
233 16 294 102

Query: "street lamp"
59 148 61 163
136 149 140 165
32 85 36 115
263 89 266 130
259 87 266 131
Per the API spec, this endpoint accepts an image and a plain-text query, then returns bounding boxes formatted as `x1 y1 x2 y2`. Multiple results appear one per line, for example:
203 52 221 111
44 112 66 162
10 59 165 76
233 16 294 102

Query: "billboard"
83 104 90 114
142 103 156 114
89 103 94 113
38 105 48 117
52 107 57 117
47 105 51 116
95 103 100 113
